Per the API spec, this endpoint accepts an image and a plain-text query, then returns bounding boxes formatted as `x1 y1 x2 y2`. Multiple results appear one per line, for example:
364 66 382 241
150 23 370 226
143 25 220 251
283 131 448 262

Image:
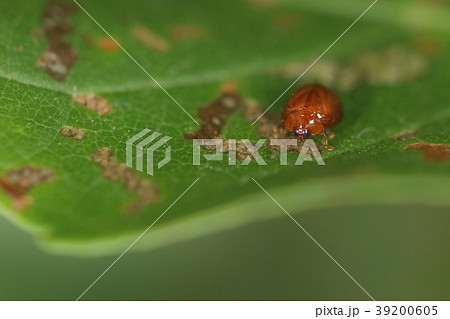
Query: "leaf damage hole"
183 91 243 140
35 1 78 81
59 125 87 140
0 167 55 211
404 142 450 162
91 147 160 214
184 91 264 160
73 94 112 115
132 25 170 52
269 46 428 91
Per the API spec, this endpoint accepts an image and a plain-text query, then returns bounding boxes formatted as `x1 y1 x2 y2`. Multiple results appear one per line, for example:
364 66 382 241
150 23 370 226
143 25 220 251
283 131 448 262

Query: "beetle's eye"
292 129 299 137
303 130 311 138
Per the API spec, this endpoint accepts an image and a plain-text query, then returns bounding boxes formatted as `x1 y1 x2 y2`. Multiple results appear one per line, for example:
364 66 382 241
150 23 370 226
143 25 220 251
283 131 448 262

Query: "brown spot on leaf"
268 59 341 88
59 125 87 140
268 46 428 92
352 47 427 87
220 80 239 94
0 167 55 211
98 38 120 52
198 139 258 161
265 139 316 158
169 24 208 41
183 92 265 160
184 92 244 140
392 130 417 141
133 25 170 52
239 98 287 139
73 94 112 115
404 142 450 162
36 2 78 81
91 147 159 214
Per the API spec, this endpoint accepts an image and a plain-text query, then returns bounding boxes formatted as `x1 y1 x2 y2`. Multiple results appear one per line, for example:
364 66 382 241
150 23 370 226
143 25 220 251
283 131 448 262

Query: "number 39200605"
376 305 437 316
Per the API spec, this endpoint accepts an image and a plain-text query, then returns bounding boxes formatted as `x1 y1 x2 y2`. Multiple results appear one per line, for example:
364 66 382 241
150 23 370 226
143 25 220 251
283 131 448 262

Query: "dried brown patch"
234 141 254 161
0 167 55 211
183 92 266 160
268 46 428 91
352 47 427 87
36 2 78 81
220 80 239 94
392 130 417 141
239 98 285 138
184 92 244 140
196 139 254 161
60 125 87 140
404 142 450 162
98 38 120 52
169 24 208 41
264 139 316 158
73 94 112 116
133 25 170 52
91 147 160 214
240 98 264 123
268 60 340 88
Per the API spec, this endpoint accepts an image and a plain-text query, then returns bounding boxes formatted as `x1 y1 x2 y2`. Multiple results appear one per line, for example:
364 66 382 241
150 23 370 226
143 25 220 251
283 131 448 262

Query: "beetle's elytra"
283 84 343 150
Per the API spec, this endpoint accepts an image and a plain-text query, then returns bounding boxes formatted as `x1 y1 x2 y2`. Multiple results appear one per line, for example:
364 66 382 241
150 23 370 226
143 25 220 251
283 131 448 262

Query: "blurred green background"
1 203 449 300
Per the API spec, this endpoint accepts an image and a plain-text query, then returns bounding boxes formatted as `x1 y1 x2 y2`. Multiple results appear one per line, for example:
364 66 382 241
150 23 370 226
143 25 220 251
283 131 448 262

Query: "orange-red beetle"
283 84 343 150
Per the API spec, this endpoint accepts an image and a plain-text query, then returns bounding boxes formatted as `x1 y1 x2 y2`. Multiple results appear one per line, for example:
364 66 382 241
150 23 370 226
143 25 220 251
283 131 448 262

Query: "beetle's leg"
322 133 334 150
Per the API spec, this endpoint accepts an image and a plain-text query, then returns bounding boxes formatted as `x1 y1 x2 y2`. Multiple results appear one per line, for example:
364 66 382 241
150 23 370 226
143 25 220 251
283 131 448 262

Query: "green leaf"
0 0 448 256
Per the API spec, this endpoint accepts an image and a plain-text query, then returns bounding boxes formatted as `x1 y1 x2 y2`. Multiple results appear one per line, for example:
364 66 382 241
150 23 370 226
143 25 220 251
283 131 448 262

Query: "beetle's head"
292 128 311 140
284 112 322 139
